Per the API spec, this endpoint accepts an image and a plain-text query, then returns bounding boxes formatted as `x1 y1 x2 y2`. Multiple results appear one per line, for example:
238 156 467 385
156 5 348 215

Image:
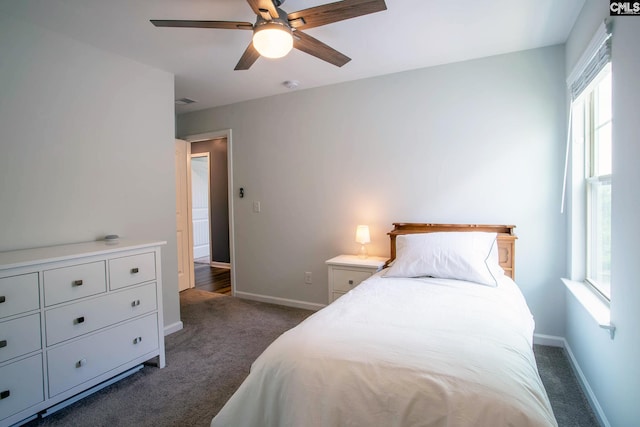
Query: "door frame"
175 139 194 292
182 129 236 296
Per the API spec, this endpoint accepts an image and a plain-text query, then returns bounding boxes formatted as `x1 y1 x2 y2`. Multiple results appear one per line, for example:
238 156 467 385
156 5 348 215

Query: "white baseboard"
533 333 565 347
164 320 184 336
210 261 231 269
235 291 326 311
563 342 610 427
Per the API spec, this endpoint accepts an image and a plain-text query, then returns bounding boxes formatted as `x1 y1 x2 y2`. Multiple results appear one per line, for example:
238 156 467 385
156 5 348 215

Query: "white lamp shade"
252 25 293 59
355 225 371 244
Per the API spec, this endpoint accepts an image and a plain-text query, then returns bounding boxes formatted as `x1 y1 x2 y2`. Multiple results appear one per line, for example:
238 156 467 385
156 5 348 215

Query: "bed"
210 223 557 427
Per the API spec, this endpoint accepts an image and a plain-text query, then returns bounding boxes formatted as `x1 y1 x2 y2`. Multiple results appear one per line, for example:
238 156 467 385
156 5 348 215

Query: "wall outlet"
253 201 261 213
304 271 312 284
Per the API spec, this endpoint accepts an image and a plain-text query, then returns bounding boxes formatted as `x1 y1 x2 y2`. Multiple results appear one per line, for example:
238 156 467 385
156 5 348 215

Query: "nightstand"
325 255 387 303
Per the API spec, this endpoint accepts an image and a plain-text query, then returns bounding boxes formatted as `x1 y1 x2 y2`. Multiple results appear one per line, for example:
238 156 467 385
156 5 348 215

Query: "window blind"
567 20 613 100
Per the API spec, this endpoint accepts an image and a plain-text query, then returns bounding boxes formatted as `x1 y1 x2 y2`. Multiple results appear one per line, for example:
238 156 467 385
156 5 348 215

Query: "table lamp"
355 225 371 259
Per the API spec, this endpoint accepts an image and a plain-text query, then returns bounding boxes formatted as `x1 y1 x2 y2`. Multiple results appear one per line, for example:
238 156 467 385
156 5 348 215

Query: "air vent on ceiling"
175 98 197 105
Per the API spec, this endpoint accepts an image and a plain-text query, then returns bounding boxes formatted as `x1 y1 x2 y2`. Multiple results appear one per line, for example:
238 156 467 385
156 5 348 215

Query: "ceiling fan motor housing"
254 7 291 30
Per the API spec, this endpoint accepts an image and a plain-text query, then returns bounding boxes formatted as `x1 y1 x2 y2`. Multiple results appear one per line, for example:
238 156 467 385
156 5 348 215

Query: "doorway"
175 129 235 296
191 140 231 294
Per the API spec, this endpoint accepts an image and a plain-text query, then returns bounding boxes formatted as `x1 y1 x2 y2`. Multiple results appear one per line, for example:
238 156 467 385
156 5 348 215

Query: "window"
571 65 612 300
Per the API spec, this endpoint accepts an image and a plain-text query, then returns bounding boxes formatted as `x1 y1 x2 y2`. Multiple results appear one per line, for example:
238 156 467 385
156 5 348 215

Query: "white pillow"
384 232 504 286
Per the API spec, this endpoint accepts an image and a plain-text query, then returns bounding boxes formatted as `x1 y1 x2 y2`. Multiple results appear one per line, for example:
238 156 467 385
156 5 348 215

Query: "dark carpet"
24 289 599 427
534 344 600 427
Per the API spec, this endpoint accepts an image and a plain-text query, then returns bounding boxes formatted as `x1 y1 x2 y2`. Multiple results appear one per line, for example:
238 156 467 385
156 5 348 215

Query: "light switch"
253 201 261 213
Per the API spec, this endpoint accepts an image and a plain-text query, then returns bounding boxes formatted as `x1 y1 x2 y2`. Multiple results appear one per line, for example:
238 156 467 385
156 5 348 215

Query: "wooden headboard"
386 223 517 279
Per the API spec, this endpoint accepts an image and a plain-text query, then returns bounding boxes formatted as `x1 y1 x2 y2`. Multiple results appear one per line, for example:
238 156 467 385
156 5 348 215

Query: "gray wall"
191 138 230 263
565 1 640 426
0 16 181 331
178 45 567 337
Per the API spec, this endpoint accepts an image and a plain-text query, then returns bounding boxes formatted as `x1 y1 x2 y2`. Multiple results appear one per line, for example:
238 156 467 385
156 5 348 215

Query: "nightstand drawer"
109 252 156 290
44 261 106 306
331 292 348 302
0 314 41 363
332 269 372 292
0 273 39 320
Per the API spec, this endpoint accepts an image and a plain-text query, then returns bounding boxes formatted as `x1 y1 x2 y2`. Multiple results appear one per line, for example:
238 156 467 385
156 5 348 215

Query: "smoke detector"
282 80 300 89
175 97 197 105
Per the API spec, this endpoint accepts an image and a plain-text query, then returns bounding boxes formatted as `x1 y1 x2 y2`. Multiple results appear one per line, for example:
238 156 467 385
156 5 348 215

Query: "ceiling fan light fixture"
151 0 387 70
252 22 293 59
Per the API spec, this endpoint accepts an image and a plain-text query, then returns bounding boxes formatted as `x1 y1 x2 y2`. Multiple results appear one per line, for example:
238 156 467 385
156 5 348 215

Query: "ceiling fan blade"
151 20 253 30
245 0 279 20
287 0 386 30
235 42 261 70
293 30 351 67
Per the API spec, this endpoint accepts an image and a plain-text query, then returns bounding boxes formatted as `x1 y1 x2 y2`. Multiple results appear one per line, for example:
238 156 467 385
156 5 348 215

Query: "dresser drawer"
331 269 372 292
44 261 106 307
45 282 157 346
0 354 44 422
109 252 156 290
0 314 41 363
0 273 39 320
47 314 159 397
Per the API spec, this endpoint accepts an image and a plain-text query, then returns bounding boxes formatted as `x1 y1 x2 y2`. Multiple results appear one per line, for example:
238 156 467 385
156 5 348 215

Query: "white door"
175 139 193 291
190 154 211 261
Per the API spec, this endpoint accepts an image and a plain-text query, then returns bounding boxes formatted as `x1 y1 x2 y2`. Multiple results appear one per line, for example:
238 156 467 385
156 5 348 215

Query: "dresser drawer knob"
133 336 143 344
131 267 139 274
0 296 6 303
74 316 85 324
73 280 84 286
0 390 10 400
348 280 354 285
0 340 6 348
131 299 141 307
76 358 87 368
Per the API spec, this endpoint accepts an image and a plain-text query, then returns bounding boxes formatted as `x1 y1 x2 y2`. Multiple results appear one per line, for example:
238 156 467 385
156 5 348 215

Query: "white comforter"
211 273 557 427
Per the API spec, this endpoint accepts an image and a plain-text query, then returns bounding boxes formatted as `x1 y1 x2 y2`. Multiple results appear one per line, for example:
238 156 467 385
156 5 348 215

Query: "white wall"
178 45 567 336
0 16 181 330
564 1 640 426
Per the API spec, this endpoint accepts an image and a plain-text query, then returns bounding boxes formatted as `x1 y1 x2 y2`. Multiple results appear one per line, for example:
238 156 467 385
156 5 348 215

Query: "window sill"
562 278 615 339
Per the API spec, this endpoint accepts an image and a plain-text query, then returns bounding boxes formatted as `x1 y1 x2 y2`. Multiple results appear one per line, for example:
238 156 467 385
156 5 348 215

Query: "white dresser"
0 239 166 427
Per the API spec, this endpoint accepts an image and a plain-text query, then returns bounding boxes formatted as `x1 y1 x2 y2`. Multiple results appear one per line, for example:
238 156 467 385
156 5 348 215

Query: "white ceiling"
3 0 585 114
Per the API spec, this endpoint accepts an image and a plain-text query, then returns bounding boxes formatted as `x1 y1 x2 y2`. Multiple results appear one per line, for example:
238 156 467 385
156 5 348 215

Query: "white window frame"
579 65 612 300
563 20 614 338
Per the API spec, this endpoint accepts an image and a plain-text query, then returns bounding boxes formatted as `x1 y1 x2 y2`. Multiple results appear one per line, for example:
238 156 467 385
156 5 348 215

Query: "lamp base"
357 245 368 259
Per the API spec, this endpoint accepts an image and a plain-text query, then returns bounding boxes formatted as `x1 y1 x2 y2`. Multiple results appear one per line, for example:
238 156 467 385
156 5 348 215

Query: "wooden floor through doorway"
194 257 231 295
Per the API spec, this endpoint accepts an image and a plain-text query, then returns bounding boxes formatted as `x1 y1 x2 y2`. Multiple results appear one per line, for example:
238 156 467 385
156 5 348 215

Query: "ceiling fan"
151 0 387 70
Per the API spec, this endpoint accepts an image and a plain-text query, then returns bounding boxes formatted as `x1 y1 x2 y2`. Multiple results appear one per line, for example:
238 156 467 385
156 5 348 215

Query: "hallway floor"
194 257 231 295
